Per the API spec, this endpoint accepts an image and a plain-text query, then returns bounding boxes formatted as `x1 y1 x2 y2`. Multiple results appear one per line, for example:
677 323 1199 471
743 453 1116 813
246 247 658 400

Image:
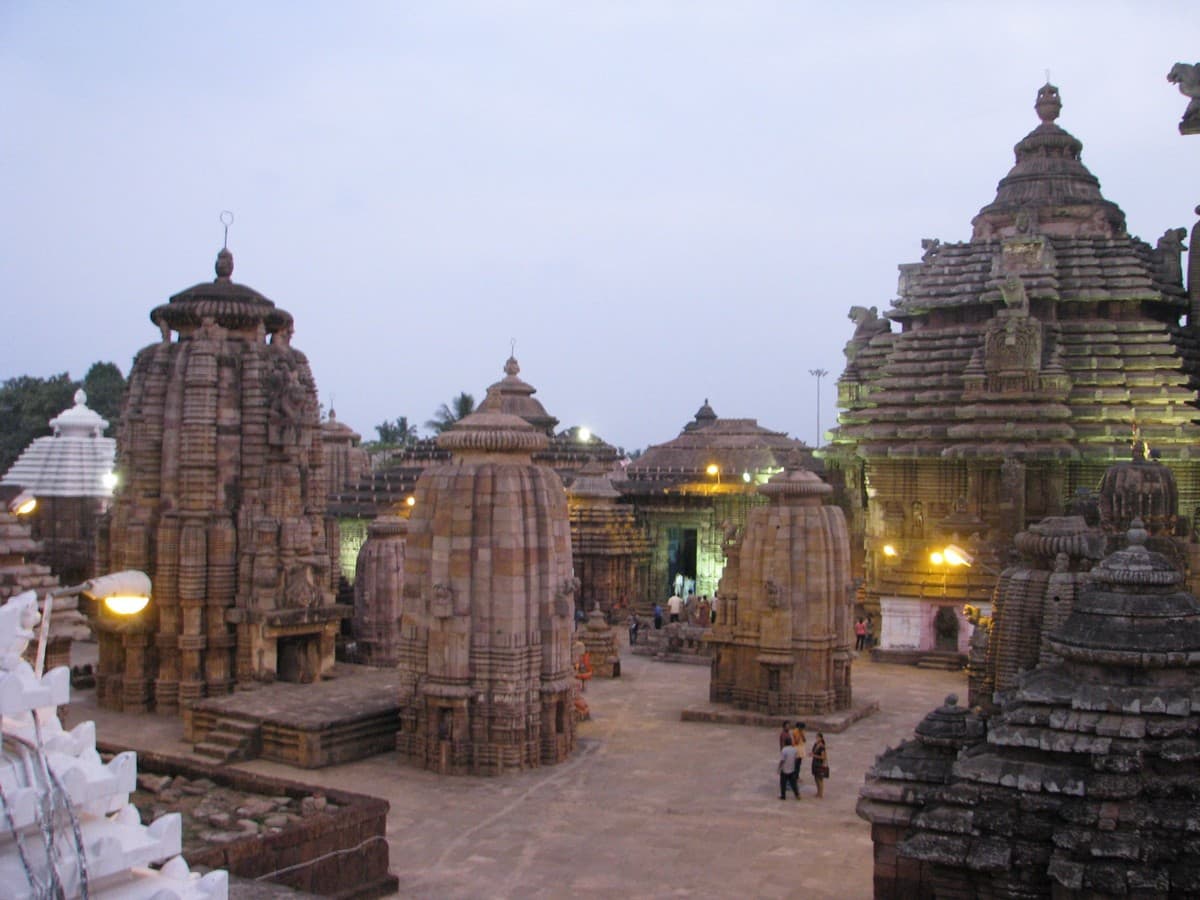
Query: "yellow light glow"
943 546 972 567
104 594 150 616
882 544 897 557
406 496 416 507
706 464 719 476
13 496 37 516
930 551 944 566
578 427 591 443
102 472 118 490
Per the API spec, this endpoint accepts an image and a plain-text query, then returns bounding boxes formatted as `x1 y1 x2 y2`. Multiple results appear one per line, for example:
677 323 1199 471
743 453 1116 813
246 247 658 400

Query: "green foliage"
0 372 79 474
82 361 126 426
425 392 476 435
0 362 126 475
374 416 419 447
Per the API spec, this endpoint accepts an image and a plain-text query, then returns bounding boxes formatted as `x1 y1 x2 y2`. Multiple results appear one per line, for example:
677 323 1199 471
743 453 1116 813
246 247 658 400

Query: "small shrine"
2 389 117 583
100 245 347 712
566 461 650 620
708 467 853 714
394 375 576 775
576 604 620 678
352 513 407 666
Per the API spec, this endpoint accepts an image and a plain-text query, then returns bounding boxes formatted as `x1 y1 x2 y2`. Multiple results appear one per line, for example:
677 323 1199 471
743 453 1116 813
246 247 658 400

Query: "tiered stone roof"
623 401 815 493
1 389 116 497
835 85 1197 466
884 523 1200 895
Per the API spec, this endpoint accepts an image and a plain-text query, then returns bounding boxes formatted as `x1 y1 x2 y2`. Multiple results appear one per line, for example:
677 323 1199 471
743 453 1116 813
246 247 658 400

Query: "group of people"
777 721 829 800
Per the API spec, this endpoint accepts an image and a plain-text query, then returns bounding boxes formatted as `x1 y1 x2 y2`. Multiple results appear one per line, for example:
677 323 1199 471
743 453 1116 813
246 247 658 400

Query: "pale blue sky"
1 2 1196 451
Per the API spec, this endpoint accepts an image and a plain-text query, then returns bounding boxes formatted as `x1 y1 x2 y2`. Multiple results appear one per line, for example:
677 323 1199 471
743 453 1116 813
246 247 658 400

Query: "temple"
99 247 347 712
826 84 1200 661
394 387 576 775
708 466 853 713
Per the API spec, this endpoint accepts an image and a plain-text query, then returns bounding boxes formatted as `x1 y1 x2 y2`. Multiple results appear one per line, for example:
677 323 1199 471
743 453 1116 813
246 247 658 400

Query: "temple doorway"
277 634 320 683
666 527 698 596
934 606 959 652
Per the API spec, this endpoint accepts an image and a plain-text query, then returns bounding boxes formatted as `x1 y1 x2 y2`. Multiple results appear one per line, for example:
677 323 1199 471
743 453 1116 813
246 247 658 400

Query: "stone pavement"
66 642 964 899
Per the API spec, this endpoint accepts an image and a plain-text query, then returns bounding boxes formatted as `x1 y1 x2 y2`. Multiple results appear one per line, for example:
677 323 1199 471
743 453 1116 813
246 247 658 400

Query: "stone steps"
193 716 261 763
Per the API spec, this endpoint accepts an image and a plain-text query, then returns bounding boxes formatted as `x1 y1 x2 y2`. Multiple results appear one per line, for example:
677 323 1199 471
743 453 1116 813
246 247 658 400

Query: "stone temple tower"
708 467 853 714
100 247 345 713
395 385 576 775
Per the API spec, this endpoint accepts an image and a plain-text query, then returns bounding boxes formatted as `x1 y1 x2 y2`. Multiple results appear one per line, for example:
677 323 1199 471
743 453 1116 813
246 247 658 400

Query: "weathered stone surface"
708 467 854 714
394 375 576 775
102 248 346 715
826 83 1200 662
863 520 1200 895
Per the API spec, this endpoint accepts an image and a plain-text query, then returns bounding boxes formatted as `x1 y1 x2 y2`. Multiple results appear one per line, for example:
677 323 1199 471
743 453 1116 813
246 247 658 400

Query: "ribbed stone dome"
150 248 294 335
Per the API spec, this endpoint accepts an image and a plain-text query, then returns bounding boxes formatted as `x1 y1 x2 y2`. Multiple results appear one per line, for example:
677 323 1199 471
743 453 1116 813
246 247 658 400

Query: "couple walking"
777 720 828 800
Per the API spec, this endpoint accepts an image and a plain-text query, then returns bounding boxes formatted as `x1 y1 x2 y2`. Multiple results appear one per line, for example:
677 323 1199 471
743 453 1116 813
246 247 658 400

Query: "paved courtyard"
68 644 963 899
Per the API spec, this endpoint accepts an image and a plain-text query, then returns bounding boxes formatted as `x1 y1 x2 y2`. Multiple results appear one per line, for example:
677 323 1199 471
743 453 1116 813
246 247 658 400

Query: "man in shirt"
667 592 683 623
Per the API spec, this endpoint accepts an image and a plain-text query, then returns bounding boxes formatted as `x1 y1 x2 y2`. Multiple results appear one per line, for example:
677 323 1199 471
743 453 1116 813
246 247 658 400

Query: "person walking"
653 603 664 630
667 592 683 623
628 612 640 645
811 732 829 799
778 736 800 800
854 617 867 651
778 720 792 750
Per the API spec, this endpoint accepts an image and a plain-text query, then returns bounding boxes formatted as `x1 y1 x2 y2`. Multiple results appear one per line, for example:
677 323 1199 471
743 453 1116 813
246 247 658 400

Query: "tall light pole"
809 368 829 448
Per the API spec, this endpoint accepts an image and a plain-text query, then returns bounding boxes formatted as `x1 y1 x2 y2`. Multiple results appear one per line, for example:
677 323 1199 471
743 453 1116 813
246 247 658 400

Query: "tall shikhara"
100 248 345 713
395 376 576 775
828 83 1200 622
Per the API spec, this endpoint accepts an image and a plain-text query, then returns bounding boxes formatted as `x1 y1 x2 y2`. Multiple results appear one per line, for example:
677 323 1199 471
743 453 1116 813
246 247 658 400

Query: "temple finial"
1035 82 1061 124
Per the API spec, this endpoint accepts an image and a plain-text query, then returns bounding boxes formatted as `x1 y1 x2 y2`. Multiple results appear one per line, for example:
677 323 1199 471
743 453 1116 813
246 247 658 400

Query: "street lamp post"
808 368 829 448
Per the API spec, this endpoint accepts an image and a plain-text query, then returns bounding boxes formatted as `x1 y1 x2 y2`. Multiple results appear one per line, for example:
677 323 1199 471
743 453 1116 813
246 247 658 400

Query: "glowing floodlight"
882 544 897 558
80 570 153 616
930 551 944 566
9 490 37 516
578 427 592 443
943 544 975 567
742 471 752 483
706 464 719 476
406 495 416 507
102 471 119 491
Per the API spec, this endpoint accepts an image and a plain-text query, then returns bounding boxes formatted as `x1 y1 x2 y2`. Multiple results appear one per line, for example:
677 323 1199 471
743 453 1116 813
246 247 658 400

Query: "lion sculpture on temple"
1168 62 1200 133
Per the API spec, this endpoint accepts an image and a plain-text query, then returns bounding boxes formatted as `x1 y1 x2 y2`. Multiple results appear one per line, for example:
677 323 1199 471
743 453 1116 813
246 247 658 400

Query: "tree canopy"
373 416 419 447
425 392 476 434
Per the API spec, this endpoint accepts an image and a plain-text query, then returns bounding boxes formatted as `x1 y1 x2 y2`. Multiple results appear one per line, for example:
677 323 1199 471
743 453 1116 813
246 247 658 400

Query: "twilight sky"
1 3 1196 453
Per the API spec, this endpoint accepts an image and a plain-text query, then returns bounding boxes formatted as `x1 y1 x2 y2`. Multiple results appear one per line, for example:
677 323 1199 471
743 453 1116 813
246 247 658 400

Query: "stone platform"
680 697 880 733
183 664 402 769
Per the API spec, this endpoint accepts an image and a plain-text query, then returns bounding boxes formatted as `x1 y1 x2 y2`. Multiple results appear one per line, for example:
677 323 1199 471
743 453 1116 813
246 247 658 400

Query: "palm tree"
425 392 476 434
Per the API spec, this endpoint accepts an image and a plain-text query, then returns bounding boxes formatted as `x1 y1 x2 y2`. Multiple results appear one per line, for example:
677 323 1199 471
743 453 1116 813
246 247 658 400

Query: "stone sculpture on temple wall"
101 246 347 713
1168 61 1200 135
394 377 576 775
708 468 853 714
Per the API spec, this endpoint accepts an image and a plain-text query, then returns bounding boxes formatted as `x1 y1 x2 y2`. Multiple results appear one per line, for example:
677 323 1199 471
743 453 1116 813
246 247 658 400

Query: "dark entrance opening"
934 606 960 652
277 634 320 683
666 527 698 596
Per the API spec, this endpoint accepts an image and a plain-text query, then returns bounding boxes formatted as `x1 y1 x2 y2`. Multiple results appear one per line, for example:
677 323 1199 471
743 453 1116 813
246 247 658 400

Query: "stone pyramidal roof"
835 84 1197 464
1 389 116 497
